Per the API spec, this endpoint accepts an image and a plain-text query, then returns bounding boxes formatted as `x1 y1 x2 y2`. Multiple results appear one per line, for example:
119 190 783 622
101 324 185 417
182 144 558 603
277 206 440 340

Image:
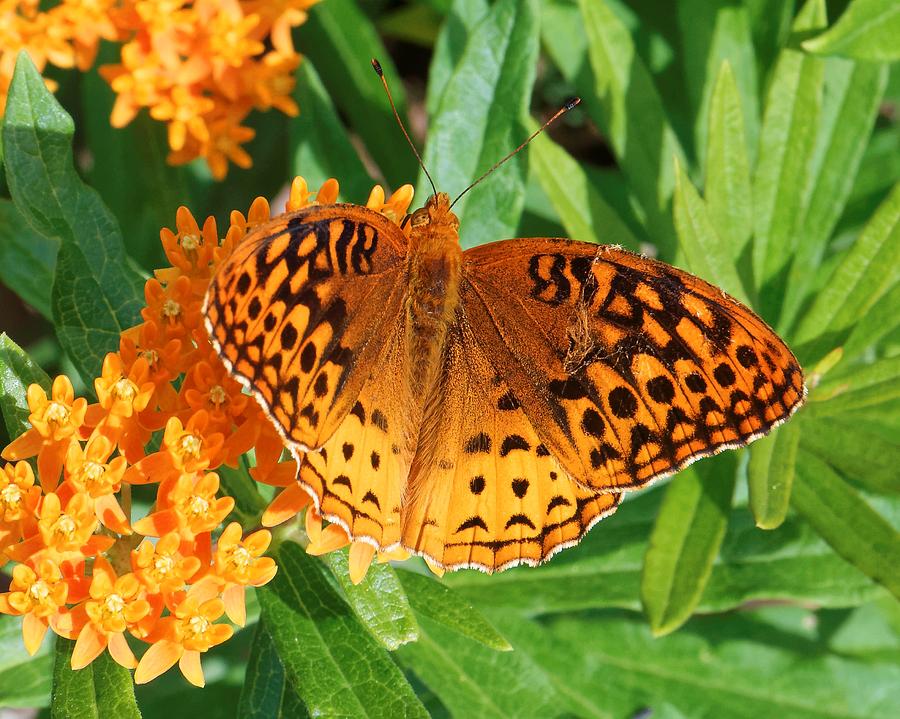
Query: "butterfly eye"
410 209 430 227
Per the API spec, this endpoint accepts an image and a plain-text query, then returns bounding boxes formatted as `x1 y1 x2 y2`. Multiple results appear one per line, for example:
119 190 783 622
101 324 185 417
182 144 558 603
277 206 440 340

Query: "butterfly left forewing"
460 238 805 494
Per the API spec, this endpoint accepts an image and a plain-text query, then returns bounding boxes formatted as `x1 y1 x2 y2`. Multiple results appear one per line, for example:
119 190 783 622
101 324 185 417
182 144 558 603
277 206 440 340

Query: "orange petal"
108 632 138 669
38 440 69 492
222 583 246 626
425 558 445 578
72 623 107 670
133 508 181 537
22 613 48 656
178 649 205 688
250 460 296 487
134 639 183 684
94 494 132 535
124 452 175 485
306 524 349 556
261 484 309 527
349 542 375 585
2 429 42 460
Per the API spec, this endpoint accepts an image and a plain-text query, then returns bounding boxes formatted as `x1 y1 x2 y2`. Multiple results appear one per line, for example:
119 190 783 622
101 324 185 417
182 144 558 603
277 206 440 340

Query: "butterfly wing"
458 238 806 493
204 203 409 452
400 314 620 571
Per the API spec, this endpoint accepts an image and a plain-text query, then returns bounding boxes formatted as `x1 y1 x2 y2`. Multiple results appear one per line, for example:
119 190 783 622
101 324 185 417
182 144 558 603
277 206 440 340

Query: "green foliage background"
1 0 900 716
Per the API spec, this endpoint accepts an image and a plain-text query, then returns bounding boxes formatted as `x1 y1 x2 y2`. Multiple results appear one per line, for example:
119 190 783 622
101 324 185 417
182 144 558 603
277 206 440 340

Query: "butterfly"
203 184 806 574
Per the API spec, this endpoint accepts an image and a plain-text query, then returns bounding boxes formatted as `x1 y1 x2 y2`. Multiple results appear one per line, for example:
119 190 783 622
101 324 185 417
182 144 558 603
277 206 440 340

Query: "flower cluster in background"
1 0 319 179
0 176 415 686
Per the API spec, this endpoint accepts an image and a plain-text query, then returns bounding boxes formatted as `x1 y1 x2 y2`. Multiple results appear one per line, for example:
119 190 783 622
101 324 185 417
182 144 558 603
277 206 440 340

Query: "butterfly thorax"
403 193 462 404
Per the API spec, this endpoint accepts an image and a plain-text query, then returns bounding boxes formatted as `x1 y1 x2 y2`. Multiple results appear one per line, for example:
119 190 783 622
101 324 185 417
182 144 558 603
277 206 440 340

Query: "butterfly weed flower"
0 176 423 684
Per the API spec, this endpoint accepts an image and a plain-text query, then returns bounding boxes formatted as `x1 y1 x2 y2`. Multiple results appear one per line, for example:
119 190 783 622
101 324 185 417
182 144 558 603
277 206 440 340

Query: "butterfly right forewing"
461 238 806 494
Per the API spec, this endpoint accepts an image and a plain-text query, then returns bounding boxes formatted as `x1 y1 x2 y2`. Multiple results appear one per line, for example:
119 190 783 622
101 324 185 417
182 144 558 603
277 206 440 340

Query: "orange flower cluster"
0 176 416 686
1 0 318 179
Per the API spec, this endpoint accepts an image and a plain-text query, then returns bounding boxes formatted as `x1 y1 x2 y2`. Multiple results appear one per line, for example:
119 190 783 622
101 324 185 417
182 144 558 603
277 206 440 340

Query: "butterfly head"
409 193 459 233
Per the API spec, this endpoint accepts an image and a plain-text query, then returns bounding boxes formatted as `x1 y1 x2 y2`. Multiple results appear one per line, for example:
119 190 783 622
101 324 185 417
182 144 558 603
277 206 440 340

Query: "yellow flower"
0 559 68 655
212 522 276 625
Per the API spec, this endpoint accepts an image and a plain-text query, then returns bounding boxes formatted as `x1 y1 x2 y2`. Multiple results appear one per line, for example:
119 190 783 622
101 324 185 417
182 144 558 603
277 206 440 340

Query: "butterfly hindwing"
401 315 620 571
460 239 806 493
204 203 409 451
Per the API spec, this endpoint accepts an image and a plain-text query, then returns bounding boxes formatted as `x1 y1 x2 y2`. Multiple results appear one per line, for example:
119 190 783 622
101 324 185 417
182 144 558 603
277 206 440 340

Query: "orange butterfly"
203 71 805 575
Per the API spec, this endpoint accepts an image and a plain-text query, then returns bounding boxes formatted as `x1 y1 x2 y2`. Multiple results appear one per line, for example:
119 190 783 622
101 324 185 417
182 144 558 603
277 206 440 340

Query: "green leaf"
793 450 900 601
426 0 491 116
2 53 144 384
803 0 900 61
641 455 737 636
529 131 642 250
217 462 266 527
794 182 900 362
807 356 900 417
747 420 802 529
673 159 749 302
296 1 418 188
51 639 141 719
840 279 900 362
498 607 900 719
396 569 511 651
705 61 754 262
422 0 539 248
779 60 888 332
289 61 373 202
680 0 759 170
800 415 900 495
579 0 686 256
0 198 57 318
398 616 571 719
0 332 50 437
0 615 52 708
446 488 882 614
321 549 419 650
751 0 826 322
239 622 288 719
257 542 428 718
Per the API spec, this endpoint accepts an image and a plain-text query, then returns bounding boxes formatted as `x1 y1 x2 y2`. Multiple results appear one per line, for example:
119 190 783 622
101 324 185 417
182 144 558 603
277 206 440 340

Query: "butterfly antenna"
449 98 580 210
371 58 437 197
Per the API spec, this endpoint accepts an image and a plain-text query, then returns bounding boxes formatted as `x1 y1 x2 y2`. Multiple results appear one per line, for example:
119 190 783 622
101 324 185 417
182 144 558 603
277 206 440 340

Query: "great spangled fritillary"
203 192 805 572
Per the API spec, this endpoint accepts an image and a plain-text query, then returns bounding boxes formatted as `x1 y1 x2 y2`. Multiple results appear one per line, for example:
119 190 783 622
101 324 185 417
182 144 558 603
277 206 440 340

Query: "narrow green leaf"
500 608 900 719
257 542 427 719
0 332 50 437
51 639 141 719
803 0 900 61
641 456 737 636
2 53 144 384
680 0 759 170
578 0 686 256
398 616 569 719
800 415 900 495
780 60 888 332
289 61 373 202
396 569 511 651
529 131 641 250
296 1 418 188
422 0 539 248
807 356 900 416
0 198 56 319
425 0 490 116
446 489 880 614
705 62 753 260
793 450 900 600
751 0 826 322
217 462 266 527
673 159 749 302
794 182 900 361
747 420 802 529
239 622 288 719
0 615 52 708
746 0 797 81
841 279 900 362
321 549 419 650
